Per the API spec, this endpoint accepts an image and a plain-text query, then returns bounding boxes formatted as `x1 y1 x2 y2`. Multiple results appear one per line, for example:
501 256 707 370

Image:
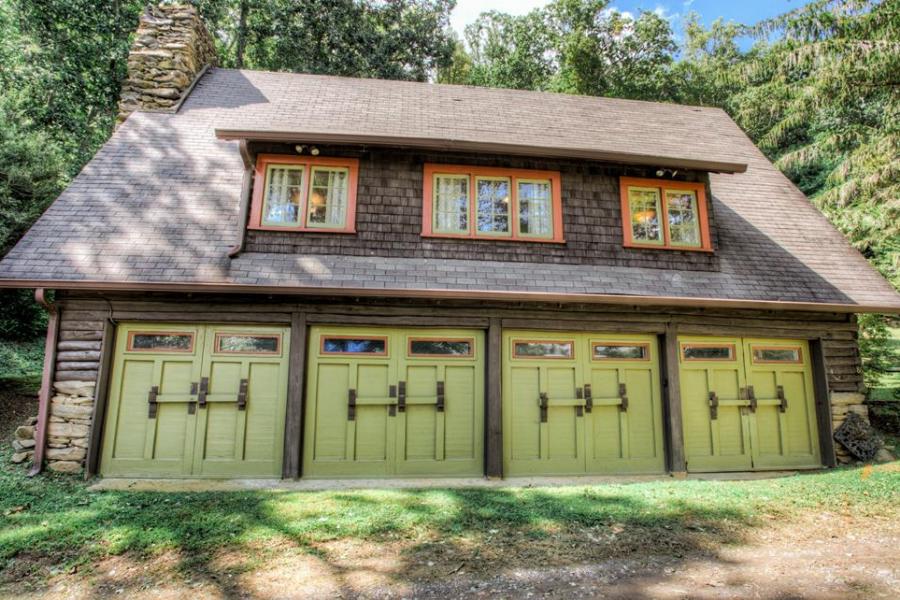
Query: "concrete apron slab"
88 470 801 493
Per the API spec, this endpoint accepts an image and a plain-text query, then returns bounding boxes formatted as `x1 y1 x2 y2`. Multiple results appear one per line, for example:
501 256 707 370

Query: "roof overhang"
215 129 749 174
2 279 897 314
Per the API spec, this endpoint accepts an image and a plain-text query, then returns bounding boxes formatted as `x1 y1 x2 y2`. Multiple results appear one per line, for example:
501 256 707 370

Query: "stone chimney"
117 3 217 122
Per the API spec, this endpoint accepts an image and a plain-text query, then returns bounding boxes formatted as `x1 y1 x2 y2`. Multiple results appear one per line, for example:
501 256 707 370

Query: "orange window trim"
422 164 565 243
680 342 736 362
126 330 196 353
407 337 476 358
213 332 282 355
619 176 712 252
249 154 359 233
320 335 389 357
590 341 651 361
750 345 804 364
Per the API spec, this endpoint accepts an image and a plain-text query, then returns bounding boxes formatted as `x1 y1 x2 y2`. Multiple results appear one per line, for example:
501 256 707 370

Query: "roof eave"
2 279 896 314
214 129 749 174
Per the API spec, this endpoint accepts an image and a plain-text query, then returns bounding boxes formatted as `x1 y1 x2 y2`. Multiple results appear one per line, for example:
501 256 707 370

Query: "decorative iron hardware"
575 405 584 417
708 390 719 420
618 382 628 412
147 385 159 418
436 381 445 412
576 387 583 399
397 381 406 413
584 384 593 413
198 377 209 409
777 385 787 413
389 384 397 398
389 404 397 416
747 385 757 412
347 388 357 421
237 378 249 411
539 392 549 423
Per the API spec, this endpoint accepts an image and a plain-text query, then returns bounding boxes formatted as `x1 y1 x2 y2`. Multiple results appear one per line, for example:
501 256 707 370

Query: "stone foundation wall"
45 381 95 473
117 3 216 121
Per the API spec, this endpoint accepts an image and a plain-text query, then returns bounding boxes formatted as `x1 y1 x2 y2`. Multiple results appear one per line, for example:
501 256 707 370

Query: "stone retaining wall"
45 380 95 473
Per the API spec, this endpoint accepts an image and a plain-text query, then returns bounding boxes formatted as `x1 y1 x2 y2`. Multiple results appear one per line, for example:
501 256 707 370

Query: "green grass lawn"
1 452 898 584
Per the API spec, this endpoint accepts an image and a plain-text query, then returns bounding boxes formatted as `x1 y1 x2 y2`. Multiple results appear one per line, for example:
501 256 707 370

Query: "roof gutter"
30 289 59 477
214 129 749 174
2 279 897 314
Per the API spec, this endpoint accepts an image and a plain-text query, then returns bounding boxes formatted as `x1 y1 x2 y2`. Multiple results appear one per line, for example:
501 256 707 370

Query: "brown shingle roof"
0 68 898 312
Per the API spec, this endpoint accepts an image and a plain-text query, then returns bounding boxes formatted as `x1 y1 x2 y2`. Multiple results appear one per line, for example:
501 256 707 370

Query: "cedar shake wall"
244 146 720 271
48 291 866 473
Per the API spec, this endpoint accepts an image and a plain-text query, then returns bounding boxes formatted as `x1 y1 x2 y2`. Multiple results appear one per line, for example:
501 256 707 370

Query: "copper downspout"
30 288 58 476
227 140 254 258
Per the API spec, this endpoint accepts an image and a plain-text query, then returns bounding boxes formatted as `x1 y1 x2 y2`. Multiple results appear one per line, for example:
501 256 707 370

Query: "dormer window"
619 177 711 251
249 154 358 233
422 164 564 243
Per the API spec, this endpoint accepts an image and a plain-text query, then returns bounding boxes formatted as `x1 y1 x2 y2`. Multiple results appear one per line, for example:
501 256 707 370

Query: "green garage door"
502 331 664 476
679 336 820 472
100 323 290 478
303 327 484 478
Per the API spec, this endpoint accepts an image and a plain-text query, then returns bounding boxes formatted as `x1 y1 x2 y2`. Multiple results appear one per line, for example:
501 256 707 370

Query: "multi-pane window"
433 175 469 234
423 165 563 242
307 167 349 228
250 155 358 232
476 177 511 234
620 177 710 251
517 180 553 238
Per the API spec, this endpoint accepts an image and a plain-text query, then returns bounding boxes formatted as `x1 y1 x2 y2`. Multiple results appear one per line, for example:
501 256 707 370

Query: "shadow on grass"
0 471 759 598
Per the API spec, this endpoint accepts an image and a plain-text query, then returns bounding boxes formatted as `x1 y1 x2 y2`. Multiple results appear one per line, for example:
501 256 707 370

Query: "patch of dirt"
0 382 39 446
8 509 898 599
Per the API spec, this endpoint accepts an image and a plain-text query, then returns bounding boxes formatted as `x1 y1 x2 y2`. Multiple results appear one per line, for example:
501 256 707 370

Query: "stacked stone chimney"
117 3 217 122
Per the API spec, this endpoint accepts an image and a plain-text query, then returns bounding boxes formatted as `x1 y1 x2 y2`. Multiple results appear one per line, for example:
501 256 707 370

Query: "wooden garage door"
303 327 484 478
100 324 290 478
502 331 665 476
679 336 820 472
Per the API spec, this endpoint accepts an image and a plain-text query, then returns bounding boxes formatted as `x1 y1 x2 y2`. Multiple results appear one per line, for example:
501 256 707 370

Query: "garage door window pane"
682 344 734 361
513 341 574 358
593 343 648 360
409 339 473 357
216 334 280 354
129 332 194 352
476 177 511 234
322 337 387 355
752 347 801 363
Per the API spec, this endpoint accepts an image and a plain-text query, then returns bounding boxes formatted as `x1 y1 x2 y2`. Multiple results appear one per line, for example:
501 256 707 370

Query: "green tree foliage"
193 0 457 81
446 0 676 100
728 0 899 385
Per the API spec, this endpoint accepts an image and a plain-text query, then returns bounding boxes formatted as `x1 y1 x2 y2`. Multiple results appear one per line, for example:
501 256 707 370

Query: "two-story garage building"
1 5 898 479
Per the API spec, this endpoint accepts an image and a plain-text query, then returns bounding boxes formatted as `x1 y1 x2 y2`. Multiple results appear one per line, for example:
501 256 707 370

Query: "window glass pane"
593 344 647 360
666 190 701 247
682 345 734 360
513 341 574 358
322 337 387 354
518 180 552 237
476 177 511 234
308 167 349 228
628 187 662 243
263 166 303 226
409 339 473 356
434 175 469 233
129 333 193 352
216 334 280 354
752 347 801 363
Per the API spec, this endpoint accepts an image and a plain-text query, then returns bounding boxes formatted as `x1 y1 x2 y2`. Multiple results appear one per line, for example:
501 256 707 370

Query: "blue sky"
451 0 804 42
